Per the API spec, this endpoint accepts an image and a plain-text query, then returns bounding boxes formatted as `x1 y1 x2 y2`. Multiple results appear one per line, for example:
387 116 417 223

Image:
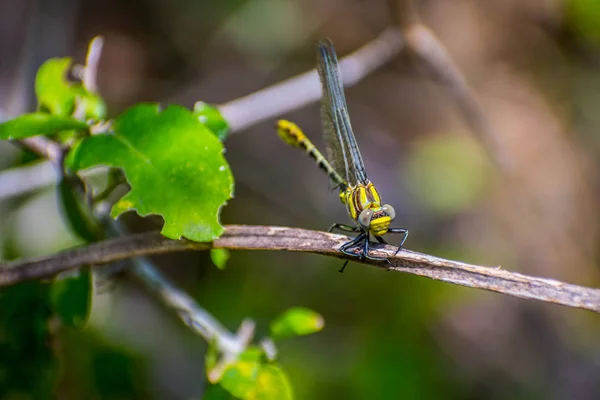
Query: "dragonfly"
276 40 408 272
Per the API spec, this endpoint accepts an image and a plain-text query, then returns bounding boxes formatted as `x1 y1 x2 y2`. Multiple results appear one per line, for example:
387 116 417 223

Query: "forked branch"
1 225 599 313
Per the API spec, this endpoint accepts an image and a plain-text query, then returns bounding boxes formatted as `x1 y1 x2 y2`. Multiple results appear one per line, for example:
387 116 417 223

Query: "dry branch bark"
1 225 599 313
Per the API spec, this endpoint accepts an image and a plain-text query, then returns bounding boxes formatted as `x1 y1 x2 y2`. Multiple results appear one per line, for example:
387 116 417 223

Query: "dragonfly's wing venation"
318 43 350 184
317 40 368 185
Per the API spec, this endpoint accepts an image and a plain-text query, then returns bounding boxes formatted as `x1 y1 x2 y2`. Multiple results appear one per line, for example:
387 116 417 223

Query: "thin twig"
218 28 404 133
82 36 104 93
130 256 247 356
1 225 599 313
103 219 252 357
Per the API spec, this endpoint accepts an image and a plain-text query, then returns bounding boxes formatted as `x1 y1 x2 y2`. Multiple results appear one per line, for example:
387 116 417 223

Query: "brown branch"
1 225 599 313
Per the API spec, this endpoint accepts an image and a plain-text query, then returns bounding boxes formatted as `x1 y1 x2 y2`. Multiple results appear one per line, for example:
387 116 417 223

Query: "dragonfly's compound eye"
382 204 396 221
358 208 374 230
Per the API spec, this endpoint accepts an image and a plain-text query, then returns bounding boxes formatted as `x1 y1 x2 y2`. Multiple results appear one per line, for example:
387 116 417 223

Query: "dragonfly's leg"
374 236 395 268
339 233 366 256
339 260 349 273
338 233 366 273
330 182 345 193
363 237 388 262
388 228 409 255
328 223 359 233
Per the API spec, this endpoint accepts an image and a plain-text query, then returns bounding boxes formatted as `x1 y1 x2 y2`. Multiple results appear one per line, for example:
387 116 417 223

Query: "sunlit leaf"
0 113 88 140
34 57 106 122
193 101 230 141
35 58 77 116
220 360 294 400
211 248 230 270
270 307 324 340
67 103 234 242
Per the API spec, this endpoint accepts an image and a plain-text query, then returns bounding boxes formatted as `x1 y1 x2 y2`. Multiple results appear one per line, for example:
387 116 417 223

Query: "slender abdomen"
276 120 346 189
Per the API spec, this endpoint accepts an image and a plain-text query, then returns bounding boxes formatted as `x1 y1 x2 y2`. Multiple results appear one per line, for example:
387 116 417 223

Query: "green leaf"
238 346 265 363
211 248 230 270
49 268 93 328
36 58 77 116
193 101 230 141
67 103 234 242
0 113 88 140
220 361 294 400
269 307 324 340
34 57 107 122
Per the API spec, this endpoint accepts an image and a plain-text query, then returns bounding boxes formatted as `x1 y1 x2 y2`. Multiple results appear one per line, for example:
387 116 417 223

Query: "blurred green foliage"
59 328 151 399
566 0 600 45
0 281 58 399
270 307 324 340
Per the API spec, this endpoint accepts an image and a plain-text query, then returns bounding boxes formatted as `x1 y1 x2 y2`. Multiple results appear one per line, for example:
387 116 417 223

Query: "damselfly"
277 40 408 272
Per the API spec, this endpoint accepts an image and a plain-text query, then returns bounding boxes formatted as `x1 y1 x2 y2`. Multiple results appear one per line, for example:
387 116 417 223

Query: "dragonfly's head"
358 204 396 236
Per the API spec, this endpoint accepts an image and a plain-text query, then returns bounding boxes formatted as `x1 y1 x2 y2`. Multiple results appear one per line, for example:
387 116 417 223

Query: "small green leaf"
211 248 230 270
254 364 294 400
0 113 88 140
220 360 294 400
36 58 76 116
68 103 234 242
49 268 93 328
34 57 106 122
220 360 260 398
193 101 230 141
270 307 324 340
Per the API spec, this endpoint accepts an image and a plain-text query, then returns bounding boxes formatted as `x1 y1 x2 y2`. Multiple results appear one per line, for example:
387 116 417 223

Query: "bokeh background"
1 0 600 398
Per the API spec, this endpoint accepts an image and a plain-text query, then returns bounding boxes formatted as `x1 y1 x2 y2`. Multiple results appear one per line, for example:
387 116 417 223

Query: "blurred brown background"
1 0 600 398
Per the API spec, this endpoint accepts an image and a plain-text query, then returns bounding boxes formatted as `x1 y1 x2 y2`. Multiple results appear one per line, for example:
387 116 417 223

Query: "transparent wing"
317 40 368 186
